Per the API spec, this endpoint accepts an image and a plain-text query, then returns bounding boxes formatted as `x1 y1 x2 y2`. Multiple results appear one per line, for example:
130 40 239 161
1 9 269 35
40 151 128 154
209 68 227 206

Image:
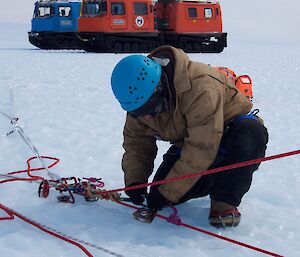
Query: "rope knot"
166 206 182 226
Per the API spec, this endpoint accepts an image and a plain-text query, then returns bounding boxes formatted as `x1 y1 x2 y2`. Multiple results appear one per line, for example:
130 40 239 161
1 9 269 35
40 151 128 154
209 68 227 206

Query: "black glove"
125 183 147 205
147 186 170 210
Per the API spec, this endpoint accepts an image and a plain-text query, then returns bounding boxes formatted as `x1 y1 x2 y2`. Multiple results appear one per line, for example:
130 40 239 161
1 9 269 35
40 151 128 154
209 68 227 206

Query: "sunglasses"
129 81 167 117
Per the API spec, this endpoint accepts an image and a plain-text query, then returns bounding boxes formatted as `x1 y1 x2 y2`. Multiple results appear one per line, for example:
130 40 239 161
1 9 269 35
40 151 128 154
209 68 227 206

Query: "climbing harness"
231 109 259 124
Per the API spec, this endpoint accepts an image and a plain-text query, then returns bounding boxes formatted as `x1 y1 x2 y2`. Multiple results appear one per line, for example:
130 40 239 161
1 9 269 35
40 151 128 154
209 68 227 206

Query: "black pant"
152 118 269 207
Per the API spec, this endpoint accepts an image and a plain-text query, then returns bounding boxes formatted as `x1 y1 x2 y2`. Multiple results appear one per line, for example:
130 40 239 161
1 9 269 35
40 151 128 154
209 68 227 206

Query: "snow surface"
1 24 300 257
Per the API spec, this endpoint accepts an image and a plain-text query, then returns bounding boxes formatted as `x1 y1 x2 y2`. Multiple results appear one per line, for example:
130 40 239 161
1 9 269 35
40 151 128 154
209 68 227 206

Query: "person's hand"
125 183 147 205
147 186 170 210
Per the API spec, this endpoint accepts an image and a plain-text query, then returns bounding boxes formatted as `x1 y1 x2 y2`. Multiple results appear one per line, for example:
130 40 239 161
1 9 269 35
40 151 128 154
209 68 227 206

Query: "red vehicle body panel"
77 0 227 53
78 0 156 33
156 1 222 33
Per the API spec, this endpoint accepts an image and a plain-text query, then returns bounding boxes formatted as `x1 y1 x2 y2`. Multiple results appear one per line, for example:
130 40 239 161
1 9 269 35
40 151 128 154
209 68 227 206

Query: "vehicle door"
132 2 151 31
57 5 75 32
110 2 128 30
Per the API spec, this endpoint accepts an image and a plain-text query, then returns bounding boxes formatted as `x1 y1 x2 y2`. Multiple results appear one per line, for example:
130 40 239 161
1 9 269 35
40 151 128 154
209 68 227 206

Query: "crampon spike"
133 207 157 223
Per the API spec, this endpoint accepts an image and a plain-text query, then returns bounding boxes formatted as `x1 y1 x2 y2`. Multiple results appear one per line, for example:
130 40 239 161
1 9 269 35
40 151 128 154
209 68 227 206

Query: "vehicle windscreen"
82 1 107 16
34 4 54 18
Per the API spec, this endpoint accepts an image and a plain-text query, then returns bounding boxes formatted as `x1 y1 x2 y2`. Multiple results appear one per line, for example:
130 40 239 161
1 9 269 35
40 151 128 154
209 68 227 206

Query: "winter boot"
209 199 241 228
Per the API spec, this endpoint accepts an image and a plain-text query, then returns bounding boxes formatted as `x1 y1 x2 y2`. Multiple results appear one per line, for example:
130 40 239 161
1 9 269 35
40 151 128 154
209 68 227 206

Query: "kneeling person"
110 46 268 228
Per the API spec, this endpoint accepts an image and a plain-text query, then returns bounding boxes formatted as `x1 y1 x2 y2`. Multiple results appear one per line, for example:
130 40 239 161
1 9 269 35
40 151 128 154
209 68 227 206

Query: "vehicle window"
38 7 52 17
59 7 71 17
83 1 107 16
134 3 148 15
204 8 213 18
188 8 197 18
111 3 125 15
100 1 107 13
84 3 100 15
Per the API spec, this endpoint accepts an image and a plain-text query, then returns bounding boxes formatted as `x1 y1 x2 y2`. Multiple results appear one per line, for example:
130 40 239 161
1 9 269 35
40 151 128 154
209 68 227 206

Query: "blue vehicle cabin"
28 0 82 49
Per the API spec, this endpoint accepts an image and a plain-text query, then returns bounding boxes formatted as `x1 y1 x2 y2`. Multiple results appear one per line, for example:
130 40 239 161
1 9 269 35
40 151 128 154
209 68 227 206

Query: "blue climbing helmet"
111 55 162 112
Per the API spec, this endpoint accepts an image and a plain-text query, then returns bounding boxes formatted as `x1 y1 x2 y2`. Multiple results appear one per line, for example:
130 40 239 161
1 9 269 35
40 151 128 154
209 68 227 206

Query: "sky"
1 0 300 43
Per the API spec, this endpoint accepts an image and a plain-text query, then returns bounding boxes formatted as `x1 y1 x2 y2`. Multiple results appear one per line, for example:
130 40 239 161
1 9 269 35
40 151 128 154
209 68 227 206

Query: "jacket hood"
149 45 191 94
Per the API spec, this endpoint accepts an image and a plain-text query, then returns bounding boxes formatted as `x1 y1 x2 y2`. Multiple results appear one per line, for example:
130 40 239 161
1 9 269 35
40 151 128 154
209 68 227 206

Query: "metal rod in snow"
13 124 60 180
0 109 13 121
14 125 46 166
0 94 60 180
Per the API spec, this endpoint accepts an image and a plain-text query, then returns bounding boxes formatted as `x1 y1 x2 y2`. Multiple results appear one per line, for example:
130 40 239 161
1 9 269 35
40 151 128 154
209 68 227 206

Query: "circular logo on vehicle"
135 16 144 27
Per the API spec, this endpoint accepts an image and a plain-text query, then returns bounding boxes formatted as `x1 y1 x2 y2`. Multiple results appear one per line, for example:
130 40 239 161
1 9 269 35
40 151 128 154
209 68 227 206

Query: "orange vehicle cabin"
78 0 156 33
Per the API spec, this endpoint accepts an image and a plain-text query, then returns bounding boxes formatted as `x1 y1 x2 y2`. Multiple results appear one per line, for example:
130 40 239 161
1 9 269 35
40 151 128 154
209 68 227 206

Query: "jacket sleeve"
122 113 158 186
159 76 225 203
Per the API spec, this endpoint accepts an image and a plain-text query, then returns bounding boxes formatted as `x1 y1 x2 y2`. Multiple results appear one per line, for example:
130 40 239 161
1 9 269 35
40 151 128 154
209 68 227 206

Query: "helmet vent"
137 68 148 81
128 86 138 94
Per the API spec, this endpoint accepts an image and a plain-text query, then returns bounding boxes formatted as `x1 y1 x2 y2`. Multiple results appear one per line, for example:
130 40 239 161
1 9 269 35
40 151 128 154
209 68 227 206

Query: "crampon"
133 207 157 223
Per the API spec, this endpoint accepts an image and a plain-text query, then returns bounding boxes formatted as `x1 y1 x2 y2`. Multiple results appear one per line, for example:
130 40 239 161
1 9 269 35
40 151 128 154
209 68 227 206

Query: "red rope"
0 156 59 184
0 205 14 221
117 201 283 257
106 149 300 194
103 150 300 257
0 156 94 257
2 150 297 257
0 203 93 257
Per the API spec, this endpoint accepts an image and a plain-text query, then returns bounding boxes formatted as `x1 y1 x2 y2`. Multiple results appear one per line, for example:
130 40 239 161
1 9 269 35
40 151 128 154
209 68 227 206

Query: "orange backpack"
216 67 253 101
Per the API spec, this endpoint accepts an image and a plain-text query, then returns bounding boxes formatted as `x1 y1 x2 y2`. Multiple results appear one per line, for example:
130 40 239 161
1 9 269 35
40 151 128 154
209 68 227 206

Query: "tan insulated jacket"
122 46 253 203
